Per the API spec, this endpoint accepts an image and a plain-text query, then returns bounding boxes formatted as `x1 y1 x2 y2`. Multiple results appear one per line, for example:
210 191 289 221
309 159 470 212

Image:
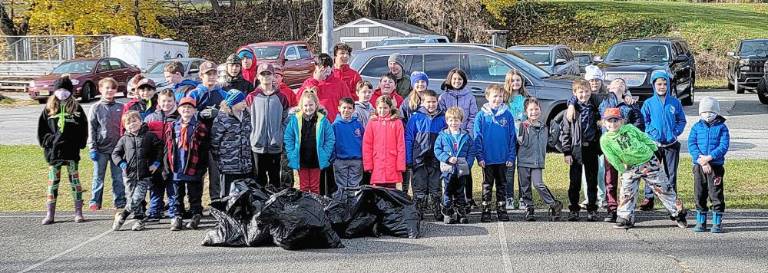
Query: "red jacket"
297 77 351 123
278 82 297 107
332 64 362 101
370 89 404 109
363 115 406 184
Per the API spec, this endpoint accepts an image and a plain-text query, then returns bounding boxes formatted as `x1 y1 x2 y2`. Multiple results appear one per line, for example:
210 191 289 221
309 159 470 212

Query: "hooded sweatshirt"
641 70 686 145
89 99 124 154
516 120 548 169
688 116 730 166
405 107 446 167
238 47 258 85
600 124 657 173
173 79 200 102
473 103 516 165
248 87 290 154
332 114 365 160
353 101 374 128
332 64 362 101
434 128 475 179
438 88 478 135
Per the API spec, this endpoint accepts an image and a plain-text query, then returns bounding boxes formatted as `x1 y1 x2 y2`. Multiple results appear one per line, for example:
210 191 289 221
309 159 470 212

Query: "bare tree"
132 0 144 36
0 2 30 49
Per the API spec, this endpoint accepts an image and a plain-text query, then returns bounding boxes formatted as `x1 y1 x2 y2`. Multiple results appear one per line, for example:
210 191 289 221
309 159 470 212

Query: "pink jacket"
363 115 406 184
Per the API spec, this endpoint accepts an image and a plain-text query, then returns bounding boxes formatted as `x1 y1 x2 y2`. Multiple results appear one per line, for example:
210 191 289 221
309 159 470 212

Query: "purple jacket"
438 88 478 136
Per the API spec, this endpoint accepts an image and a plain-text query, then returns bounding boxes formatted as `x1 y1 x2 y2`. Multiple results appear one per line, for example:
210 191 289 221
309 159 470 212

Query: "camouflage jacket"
211 110 253 174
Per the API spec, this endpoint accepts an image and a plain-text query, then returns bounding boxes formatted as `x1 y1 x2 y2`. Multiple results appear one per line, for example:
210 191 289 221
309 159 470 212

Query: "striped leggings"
47 161 83 204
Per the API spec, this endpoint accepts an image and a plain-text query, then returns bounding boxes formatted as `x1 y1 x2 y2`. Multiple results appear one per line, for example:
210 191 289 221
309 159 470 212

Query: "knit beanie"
584 65 604 81
225 89 246 107
698 96 720 115
410 71 429 88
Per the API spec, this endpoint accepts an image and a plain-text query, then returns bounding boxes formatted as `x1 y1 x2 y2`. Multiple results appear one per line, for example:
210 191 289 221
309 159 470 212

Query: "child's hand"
449 157 458 164
89 151 99 161
478 161 485 168
566 105 576 122
702 163 712 174
564 155 573 165
506 161 513 167
697 155 713 166
623 95 637 105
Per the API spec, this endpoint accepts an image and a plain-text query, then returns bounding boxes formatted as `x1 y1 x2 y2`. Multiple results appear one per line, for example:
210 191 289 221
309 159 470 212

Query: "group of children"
35 43 730 233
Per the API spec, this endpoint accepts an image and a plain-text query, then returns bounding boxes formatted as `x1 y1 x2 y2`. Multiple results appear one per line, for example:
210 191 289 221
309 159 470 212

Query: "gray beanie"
698 96 720 115
388 53 404 68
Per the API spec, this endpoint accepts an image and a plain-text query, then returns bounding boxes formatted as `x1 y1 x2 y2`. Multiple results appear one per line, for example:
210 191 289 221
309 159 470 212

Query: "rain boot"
480 201 492 222
711 212 723 233
432 196 444 222
693 210 707 232
74 200 85 223
41 203 55 225
496 201 510 222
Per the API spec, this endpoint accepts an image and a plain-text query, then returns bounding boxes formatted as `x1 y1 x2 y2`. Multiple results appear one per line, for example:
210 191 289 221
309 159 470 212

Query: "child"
503 70 529 210
405 89 446 221
211 89 253 198
332 43 363 100
237 47 258 85
439 68 479 208
247 63 290 189
124 77 158 121
353 80 375 128
37 76 88 225
332 97 365 197
163 61 199 102
143 89 178 221
434 107 474 224
111 111 163 231
222 53 254 93
284 91 336 194
363 96 406 188
517 98 563 221
689 97 730 233
639 70 687 211
370 73 405 109
474 84 516 222
191 61 228 201
88 78 125 211
163 97 208 231
599 108 687 229
560 79 601 222
399 71 429 195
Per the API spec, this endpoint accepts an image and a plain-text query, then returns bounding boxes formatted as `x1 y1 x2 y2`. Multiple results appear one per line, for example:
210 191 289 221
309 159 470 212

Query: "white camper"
109 35 189 71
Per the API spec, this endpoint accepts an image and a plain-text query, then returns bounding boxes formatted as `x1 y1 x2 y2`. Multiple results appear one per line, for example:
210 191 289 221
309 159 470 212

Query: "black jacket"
37 106 88 164
223 75 254 94
112 124 163 180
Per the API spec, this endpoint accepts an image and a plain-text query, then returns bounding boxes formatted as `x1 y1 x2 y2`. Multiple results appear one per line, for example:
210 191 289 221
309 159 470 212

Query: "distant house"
331 18 448 50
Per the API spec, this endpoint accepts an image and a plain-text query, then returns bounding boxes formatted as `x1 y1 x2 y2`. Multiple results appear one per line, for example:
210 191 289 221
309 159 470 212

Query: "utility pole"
321 0 333 54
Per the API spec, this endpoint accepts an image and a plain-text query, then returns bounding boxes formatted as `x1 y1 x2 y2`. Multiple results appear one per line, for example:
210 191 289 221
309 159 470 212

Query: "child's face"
164 71 183 85
379 77 395 94
335 50 350 65
124 117 142 134
302 99 317 115
447 116 462 131
376 102 391 117
654 78 667 96
178 105 196 122
574 87 591 103
357 86 372 102
232 101 247 112
339 102 354 120
422 95 438 113
588 79 602 93
241 57 253 69
259 72 274 87
450 73 464 90
604 118 624 132
486 91 504 108
201 70 217 86
158 95 175 112
414 80 428 92
609 79 626 98
99 83 117 101
138 87 155 100
509 75 523 93
526 103 541 121
226 63 241 77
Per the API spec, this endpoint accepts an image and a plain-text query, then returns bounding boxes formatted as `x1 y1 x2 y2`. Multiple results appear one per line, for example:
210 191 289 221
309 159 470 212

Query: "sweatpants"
482 164 507 204
582 156 606 205
518 167 558 209
121 176 151 220
90 152 124 208
333 159 363 198
172 180 203 216
148 175 176 218
604 157 619 213
617 155 683 222
206 150 221 201
219 173 251 198
693 164 725 212
47 160 83 205
644 142 680 199
298 168 321 194
254 152 281 189
568 143 599 212
412 161 441 201
442 173 468 209
504 162 517 201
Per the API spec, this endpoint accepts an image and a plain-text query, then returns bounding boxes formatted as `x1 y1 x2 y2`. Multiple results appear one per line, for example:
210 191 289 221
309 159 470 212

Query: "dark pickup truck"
727 39 768 94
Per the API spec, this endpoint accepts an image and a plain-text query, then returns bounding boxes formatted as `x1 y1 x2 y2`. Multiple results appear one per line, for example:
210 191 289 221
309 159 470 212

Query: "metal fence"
1 35 112 62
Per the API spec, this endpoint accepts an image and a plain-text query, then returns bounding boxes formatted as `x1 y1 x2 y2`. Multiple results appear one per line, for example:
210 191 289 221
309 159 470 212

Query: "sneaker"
568 211 579 222
480 209 492 223
505 198 515 210
496 202 510 222
586 211 598 222
131 220 146 231
675 210 688 229
579 200 588 210
613 217 634 229
112 213 126 231
186 214 202 230
604 211 617 223
525 208 535 221
89 204 100 212
639 198 654 211
170 216 183 231
549 201 563 221
442 207 454 225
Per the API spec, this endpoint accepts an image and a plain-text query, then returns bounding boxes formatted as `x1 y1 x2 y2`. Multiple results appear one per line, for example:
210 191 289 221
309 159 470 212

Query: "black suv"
349 43 574 129
601 38 696 106
509 45 581 76
727 39 768 94
757 62 768 104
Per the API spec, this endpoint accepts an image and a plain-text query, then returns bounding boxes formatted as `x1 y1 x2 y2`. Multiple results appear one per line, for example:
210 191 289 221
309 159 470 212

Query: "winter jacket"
298 76 352 123
473 103 516 165
332 64 362 101
190 84 227 112
363 115 406 184
222 74 254 94
163 118 208 180
434 128 475 178
438 88 478 135
395 74 412 98
600 124 657 173
332 115 364 160
599 93 645 131
688 116 730 166
123 95 157 120
559 101 601 164
144 108 179 140
37 105 88 164
278 82 297 107
405 108 446 167
248 87 290 154
112 124 163 180
88 100 123 154
285 110 335 170
173 79 200 102
211 110 253 174
370 89 404 110
353 101 374 128
516 120 548 169
641 70 686 145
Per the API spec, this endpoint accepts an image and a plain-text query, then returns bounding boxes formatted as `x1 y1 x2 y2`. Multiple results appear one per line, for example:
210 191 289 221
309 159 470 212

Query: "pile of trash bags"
202 179 420 250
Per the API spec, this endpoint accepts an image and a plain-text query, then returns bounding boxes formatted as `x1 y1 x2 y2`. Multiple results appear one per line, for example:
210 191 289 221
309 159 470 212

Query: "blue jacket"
190 84 227 112
173 79 201 102
688 116 730 166
473 103 517 164
599 93 645 131
332 115 364 160
434 128 475 167
405 108 446 167
284 111 335 170
641 71 686 145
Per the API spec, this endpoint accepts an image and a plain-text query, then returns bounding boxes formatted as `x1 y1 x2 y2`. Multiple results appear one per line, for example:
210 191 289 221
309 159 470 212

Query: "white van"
109 35 189 71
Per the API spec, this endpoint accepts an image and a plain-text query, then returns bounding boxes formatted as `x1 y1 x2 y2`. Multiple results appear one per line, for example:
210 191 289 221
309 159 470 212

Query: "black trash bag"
373 188 421 238
201 208 247 247
258 188 344 250
246 214 273 247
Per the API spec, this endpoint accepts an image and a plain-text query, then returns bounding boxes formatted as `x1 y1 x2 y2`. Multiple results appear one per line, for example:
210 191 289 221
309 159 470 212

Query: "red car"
27 57 141 102
243 41 315 88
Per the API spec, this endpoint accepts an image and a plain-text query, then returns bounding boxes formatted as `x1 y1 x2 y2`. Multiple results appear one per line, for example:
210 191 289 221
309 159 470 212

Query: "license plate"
39 89 50 96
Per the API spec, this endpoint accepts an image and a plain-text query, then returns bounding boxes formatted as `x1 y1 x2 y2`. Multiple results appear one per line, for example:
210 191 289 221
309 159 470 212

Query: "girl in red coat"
363 96 406 189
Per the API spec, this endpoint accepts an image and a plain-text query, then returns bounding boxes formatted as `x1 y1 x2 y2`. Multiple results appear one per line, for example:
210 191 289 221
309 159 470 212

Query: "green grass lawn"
2 145 767 212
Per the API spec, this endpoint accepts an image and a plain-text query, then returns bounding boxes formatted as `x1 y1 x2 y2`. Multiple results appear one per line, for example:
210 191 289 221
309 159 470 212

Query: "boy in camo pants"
599 108 687 229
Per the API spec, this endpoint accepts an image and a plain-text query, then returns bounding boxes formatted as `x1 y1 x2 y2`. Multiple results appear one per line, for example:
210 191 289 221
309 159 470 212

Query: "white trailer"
109 35 189 71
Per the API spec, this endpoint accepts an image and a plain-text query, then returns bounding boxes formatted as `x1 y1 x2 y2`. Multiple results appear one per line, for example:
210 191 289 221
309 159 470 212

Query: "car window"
436 39 448 43
297 45 312 59
285 46 299 61
554 49 565 60
575 55 592 65
514 50 551 66
605 43 669 63
424 54 461 80
739 40 768 57
147 61 168 74
407 54 424 73
359 56 390 77
189 61 201 71
468 54 511 82
252 46 282 60
52 60 97 74
97 60 111 72
109 59 123 70
564 49 574 60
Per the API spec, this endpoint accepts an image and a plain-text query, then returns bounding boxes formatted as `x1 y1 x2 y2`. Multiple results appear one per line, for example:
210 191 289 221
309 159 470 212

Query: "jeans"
148 175 176 218
89 152 125 208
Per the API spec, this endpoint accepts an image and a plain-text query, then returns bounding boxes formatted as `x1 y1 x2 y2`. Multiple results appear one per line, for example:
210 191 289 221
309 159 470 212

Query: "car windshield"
382 39 425 46
739 41 768 57
605 43 669 63
575 55 592 65
251 46 282 60
52 60 96 74
498 49 551 79
514 50 552 66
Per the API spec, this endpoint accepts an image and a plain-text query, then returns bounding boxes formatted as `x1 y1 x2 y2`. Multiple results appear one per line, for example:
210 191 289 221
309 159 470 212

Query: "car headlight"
29 80 35 87
739 59 750 65
71 79 80 85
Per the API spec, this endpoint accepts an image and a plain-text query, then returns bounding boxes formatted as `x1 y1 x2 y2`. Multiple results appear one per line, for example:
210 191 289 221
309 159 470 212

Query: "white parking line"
17 229 112 273
497 222 515 273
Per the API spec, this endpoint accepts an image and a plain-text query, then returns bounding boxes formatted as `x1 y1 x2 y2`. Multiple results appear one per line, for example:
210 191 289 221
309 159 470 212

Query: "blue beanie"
237 50 254 60
225 89 246 107
410 71 429 88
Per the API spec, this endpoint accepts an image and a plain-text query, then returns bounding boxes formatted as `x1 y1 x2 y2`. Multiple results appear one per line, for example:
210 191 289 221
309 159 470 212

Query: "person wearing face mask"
688 97 730 233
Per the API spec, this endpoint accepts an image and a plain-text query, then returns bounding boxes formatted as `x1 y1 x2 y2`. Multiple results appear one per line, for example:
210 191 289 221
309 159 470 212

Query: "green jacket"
395 74 412 98
599 124 657 173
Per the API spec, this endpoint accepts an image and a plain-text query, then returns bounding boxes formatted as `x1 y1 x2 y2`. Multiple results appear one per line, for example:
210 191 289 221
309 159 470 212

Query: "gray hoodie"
517 120 548 169
88 100 124 154
249 88 289 154
353 101 374 128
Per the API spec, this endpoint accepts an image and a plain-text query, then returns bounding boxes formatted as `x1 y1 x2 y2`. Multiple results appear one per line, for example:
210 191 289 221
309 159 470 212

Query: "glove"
89 151 99 161
119 161 127 170
200 108 219 119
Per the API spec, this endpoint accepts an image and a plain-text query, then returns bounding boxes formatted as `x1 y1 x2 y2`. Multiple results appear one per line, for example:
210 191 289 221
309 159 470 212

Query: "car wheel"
734 73 744 94
37 98 47 104
758 78 768 105
80 82 94 102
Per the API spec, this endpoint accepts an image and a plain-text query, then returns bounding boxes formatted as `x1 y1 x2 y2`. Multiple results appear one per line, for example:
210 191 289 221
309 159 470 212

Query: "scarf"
179 123 189 150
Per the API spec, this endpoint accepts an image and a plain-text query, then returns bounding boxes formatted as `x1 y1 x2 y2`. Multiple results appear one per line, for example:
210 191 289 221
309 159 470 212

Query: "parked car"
350 43 574 135
508 45 581 76
601 37 695 106
27 57 140 102
243 41 314 88
757 61 768 104
573 51 596 74
144 58 206 91
380 35 450 46
727 39 768 94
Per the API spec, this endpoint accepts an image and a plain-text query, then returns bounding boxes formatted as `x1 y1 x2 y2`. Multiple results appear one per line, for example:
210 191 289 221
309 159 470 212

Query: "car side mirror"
726 51 735 57
555 58 567 65
674 55 687 63
188 68 199 74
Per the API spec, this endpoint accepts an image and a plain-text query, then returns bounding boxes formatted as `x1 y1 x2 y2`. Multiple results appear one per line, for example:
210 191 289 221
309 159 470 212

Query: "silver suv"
509 45 581 76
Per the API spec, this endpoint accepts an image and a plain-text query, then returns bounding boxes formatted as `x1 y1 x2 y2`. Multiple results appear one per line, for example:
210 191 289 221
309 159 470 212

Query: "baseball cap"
136 78 156 89
602 108 622 120
200 61 217 74
257 63 275 75
178 97 197 108
226 54 241 65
